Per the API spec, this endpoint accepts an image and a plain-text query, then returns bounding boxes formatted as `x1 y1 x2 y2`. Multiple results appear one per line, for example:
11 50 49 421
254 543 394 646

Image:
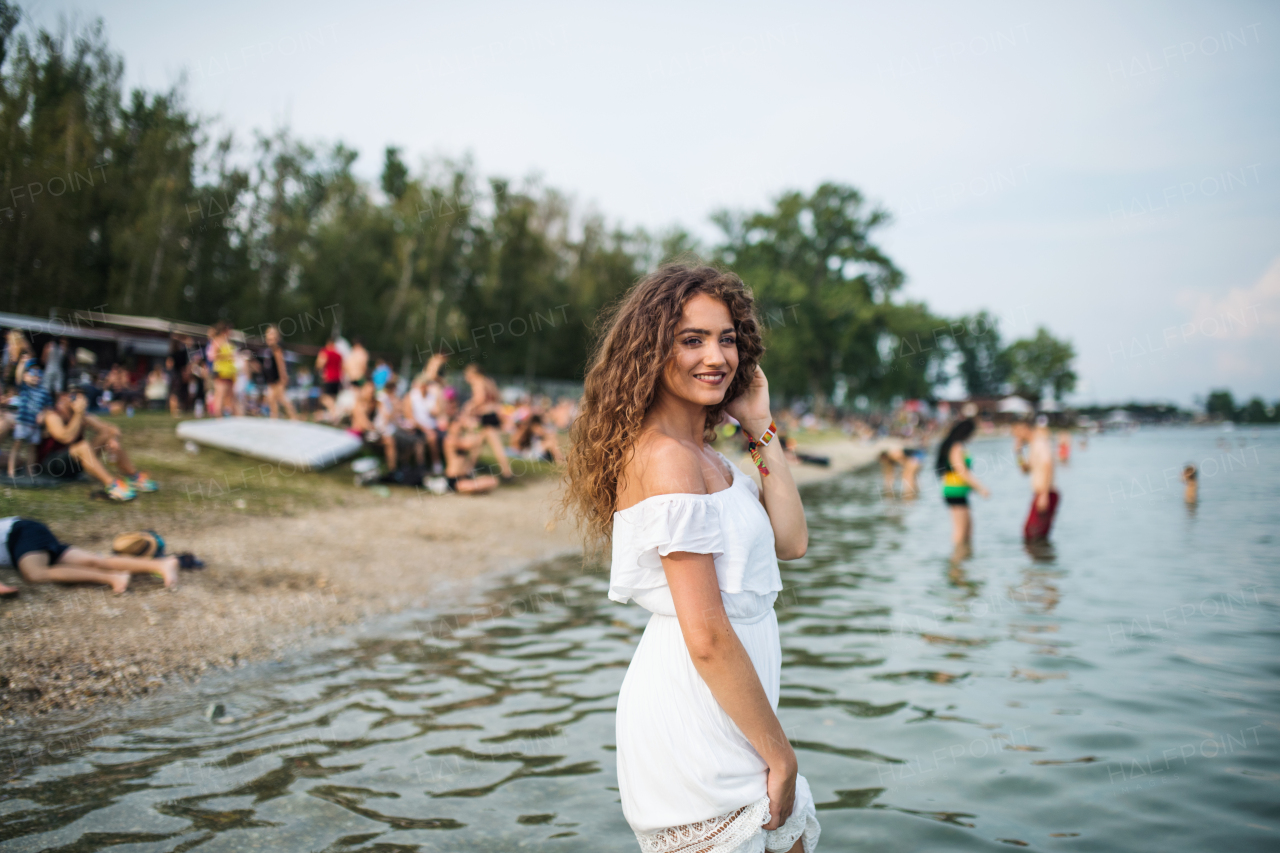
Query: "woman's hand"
762 749 798 830
725 365 772 436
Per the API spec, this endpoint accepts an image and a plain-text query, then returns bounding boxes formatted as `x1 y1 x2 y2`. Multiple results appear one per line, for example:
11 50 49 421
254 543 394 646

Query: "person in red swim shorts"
1013 415 1059 542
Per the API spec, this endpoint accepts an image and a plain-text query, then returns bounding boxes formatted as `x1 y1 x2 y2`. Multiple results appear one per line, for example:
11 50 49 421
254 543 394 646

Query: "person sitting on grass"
405 355 446 474
442 413 500 494
374 378 422 472
0 516 177 594
462 363 514 480
36 388 158 501
512 413 565 465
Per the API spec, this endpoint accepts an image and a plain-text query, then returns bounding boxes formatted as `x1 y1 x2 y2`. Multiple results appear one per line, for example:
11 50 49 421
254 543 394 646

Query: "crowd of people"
1 323 579 501
871 405 1084 561
1 330 159 500
309 341 573 495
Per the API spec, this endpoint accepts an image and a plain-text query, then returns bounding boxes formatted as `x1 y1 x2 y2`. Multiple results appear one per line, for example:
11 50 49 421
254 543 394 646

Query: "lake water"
2 427 1277 852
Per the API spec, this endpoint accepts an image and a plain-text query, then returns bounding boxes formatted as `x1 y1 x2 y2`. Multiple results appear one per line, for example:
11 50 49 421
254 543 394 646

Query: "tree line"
0 5 1076 406
1205 391 1278 424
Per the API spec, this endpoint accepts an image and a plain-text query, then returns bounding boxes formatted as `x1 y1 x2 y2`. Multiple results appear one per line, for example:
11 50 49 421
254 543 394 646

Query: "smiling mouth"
693 372 725 385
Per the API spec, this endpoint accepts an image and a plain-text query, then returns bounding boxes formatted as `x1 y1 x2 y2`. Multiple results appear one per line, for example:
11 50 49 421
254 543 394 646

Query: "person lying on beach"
37 388 159 501
442 413 500 494
0 516 178 594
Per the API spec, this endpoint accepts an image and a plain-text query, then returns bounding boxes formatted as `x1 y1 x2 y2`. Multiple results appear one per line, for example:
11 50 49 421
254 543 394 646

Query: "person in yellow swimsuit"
209 322 237 417
935 418 989 554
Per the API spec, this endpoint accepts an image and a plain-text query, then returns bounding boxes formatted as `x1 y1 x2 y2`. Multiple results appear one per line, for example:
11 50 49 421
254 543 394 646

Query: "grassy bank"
1 411 555 545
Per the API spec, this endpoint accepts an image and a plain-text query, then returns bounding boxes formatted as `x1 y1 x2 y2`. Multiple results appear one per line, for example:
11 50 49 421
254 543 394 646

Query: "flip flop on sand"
177 553 205 570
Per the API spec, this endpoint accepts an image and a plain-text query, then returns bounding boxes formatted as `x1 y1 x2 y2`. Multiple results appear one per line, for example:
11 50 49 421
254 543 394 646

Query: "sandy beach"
0 437 887 723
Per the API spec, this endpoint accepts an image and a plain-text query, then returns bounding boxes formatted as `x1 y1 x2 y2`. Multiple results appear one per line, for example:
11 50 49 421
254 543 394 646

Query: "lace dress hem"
633 791 820 853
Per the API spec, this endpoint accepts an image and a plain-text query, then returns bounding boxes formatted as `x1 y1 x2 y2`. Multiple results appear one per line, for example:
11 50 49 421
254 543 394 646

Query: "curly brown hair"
561 263 764 549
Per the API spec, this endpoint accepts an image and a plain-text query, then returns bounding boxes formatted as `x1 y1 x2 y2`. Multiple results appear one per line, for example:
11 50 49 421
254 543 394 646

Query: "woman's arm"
727 367 807 560
951 442 989 497
664 549 797 830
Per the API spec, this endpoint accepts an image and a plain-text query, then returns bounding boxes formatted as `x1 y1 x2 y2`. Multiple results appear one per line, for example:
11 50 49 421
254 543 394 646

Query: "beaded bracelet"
742 420 778 477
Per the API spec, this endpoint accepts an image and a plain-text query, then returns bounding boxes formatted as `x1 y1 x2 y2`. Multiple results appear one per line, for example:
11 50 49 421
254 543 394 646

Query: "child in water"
1182 464 1197 504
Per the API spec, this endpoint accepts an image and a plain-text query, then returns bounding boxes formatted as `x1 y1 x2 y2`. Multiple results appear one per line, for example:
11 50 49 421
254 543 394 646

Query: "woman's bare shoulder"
624 432 708 501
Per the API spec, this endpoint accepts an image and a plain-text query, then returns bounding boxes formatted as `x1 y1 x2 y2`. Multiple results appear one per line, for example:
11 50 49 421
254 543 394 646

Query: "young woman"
442 413 499 494
563 264 819 853
209 323 237 417
935 418 989 552
259 326 299 420
463 363 514 479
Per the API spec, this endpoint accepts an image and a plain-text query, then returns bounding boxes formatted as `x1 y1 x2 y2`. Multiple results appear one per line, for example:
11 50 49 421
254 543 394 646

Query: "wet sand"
0 437 885 723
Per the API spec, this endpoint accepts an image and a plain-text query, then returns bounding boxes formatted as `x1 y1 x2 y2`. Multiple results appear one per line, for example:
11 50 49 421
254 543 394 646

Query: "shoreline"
0 435 887 735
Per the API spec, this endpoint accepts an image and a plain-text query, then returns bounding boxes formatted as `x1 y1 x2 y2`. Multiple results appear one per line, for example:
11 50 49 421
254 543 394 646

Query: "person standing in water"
936 418 989 554
1182 464 1198 504
1014 415 1058 542
563 264 819 852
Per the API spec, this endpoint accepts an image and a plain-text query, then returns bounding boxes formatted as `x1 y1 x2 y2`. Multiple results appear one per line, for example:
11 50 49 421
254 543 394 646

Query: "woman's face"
660 293 739 407
265 327 279 346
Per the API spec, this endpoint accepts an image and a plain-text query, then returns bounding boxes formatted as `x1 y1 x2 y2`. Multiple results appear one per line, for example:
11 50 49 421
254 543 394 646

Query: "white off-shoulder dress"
610 451 820 853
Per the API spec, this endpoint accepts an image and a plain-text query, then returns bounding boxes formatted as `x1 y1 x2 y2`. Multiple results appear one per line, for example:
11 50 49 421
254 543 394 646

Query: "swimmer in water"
1182 464 1198 504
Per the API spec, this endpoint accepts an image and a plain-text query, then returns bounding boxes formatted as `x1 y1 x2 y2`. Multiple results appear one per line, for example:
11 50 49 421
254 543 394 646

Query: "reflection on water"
2 428 1277 852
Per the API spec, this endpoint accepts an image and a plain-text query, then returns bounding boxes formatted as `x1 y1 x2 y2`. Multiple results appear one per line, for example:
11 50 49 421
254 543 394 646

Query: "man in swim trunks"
345 337 369 387
316 334 344 422
1013 415 1058 542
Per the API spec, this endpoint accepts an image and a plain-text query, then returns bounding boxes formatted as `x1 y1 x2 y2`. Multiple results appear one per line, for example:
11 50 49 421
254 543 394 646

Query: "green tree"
712 182 908 405
1205 389 1236 421
0 15 122 314
952 310 1009 397
1002 327 1076 403
1238 397 1272 423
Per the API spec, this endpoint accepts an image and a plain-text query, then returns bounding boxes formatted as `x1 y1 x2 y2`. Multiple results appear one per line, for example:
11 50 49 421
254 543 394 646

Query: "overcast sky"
31 0 1280 405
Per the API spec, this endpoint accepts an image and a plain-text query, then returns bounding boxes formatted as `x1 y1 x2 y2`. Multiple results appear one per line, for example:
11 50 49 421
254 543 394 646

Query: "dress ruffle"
610 474 781 610
610 494 725 606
